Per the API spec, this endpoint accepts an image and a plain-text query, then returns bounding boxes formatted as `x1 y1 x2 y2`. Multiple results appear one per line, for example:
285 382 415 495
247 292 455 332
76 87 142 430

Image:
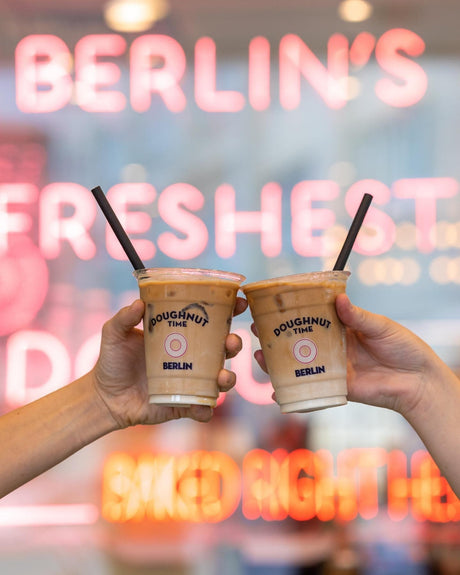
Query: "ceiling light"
104 0 170 33
338 0 373 23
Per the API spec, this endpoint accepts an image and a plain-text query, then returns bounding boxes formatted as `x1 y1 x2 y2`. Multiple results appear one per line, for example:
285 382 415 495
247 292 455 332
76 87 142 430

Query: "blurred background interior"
1 0 460 573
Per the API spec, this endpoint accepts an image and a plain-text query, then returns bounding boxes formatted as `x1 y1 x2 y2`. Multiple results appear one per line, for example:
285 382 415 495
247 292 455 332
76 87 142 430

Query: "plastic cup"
134 268 245 408
243 271 350 413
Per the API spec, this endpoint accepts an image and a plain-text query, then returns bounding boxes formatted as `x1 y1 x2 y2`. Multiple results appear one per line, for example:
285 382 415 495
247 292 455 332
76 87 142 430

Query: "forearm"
0 372 118 498
403 357 460 498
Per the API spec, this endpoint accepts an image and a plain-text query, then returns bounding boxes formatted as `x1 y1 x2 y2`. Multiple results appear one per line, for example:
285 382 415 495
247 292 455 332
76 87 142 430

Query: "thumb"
336 293 388 340
109 300 145 338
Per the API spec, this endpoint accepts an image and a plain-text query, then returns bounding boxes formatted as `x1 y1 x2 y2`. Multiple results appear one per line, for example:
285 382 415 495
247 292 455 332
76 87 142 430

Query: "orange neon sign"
101 448 460 524
102 451 241 523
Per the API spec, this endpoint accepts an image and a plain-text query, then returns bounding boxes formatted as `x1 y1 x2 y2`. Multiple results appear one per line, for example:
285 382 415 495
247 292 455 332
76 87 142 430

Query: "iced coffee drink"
134 268 245 407
243 271 350 413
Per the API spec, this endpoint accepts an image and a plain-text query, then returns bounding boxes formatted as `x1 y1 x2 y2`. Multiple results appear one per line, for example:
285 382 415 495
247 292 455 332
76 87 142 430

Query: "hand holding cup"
92 296 247 428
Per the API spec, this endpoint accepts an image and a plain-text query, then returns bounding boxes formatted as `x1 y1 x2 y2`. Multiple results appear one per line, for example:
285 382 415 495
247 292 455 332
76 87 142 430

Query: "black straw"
91 186 145 270
333 193 373 271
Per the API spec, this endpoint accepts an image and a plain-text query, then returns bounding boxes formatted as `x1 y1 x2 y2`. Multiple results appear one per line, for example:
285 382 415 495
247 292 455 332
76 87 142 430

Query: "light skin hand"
252 294 440 418
93 297 248 428
334 293 436 418
335 293 460 497
0 297 248 499
252 293 460 497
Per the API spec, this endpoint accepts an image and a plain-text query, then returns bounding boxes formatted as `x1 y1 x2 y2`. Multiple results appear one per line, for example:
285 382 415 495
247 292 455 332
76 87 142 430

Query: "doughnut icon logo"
293 338 317 364
164 333 188 358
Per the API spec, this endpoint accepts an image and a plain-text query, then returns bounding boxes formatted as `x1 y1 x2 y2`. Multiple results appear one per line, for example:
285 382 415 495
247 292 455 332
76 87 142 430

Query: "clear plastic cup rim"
134 267 245 285
242 270 350 293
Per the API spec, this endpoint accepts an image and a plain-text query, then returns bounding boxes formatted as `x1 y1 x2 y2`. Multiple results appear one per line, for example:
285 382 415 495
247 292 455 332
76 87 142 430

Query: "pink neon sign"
0 178 457 264
15 29 428 114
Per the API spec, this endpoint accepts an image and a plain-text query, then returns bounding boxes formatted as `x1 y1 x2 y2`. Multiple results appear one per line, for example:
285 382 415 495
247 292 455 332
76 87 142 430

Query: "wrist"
79 370 122 435
398 351 454 428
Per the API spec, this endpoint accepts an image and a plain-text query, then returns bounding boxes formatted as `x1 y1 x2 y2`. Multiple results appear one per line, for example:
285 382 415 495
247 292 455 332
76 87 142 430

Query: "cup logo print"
293 338 317 364
165 333 188 358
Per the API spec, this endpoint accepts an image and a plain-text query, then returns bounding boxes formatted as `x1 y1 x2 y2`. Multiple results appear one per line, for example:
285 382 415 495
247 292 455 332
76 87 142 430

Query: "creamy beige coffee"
134 268 245 407
243 271 350 413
